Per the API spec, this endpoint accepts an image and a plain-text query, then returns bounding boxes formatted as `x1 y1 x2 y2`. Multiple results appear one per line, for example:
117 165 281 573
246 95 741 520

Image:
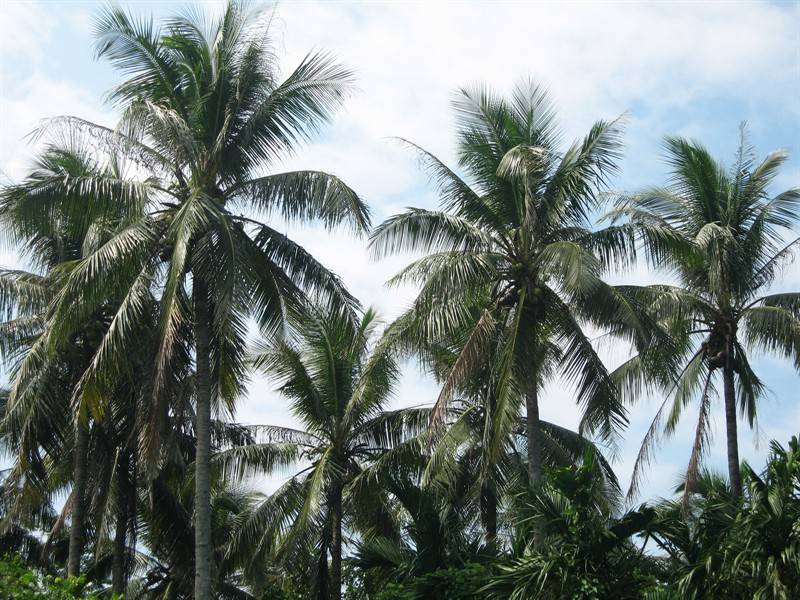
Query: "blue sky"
1 0 799 502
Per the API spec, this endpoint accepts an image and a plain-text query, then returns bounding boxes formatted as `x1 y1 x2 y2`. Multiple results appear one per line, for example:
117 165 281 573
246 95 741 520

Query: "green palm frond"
229 50 355 169
742 305 800 369
213 442 306 481
230 170 370 233
369 208 493 259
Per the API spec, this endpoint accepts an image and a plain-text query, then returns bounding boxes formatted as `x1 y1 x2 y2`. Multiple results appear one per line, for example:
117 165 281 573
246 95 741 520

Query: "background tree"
648 437 800 599
397 319 621 548
485 450 661 600
0 143 153 583
131 411 266 600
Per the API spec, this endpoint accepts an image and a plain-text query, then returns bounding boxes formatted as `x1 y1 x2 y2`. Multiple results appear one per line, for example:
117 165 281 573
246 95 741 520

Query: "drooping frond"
230 170 370 233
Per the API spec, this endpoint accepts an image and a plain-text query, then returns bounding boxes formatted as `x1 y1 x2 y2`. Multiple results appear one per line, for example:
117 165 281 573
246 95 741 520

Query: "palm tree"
18 3 369 597
0 143 154 582
0 462 64 570
132 410 268 600
370 80 658 485
133 478 259 600
733 437 800 598
351 455 485 584
216 306 426 600
649 471 740 600
610 129 800 497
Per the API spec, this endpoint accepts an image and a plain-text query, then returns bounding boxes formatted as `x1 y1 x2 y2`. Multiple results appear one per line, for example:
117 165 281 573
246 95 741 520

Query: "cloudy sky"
1 0 799 502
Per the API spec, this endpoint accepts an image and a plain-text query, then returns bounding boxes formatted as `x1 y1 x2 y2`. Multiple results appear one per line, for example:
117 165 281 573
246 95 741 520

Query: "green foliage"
343 563 389 600
485 451 661 599
374 563 493 600
651 436 800 599
372 584 414 600
0 3 798 600
369 80 662 510
609 127 800 498
0 556 108 599
216 306 426 597
733 437 800 598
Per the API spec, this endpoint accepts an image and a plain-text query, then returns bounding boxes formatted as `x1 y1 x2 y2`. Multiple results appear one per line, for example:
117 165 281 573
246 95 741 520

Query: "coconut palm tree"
215 306 427 600
131 409 268 600
0 463 63 569
610 129 800 497
732 437 800 598
0 142 156 583
370 80 659 485
351 450 485 583
18 3 369 597
350 408 620 577
648 471 740 600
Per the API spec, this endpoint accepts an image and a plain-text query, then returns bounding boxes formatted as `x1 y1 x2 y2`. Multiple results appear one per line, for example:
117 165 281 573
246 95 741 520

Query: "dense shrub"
374 563 493 600
0 555 106 599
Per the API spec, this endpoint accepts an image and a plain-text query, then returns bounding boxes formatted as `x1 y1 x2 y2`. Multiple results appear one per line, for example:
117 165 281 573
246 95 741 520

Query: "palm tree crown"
0 143 152 583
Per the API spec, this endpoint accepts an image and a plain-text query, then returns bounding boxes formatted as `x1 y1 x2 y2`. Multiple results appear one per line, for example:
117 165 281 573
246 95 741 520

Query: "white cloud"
0 75 113 180
0 2 113 184
274 1 798 147
0 1 56 67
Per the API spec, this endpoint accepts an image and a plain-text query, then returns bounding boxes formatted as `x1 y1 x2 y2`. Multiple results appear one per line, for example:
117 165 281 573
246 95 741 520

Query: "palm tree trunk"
723 355 741 496
67 418 89 578
330 486 343 600
193 277 213 600
480 485 497 549
525 383 542 485
112 449 129 595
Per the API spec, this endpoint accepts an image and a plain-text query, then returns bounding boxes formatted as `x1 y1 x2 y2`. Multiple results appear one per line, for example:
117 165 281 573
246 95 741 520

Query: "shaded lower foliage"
484 450 664 600
649 437 800 600
370 563 493 600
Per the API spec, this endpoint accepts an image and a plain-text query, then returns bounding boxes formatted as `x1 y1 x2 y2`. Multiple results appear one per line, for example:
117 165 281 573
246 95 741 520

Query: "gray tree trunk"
193 277 213 600
67 418 90 578
112 449 129 595
723 354 741 496
481 485 497 550
330 487 343 600
525 383 542 485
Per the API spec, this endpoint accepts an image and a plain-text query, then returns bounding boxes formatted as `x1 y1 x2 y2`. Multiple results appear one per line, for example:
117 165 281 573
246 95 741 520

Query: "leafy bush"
0 555 105 599
375 563 493 600
651 437 800 600
485 452 662 600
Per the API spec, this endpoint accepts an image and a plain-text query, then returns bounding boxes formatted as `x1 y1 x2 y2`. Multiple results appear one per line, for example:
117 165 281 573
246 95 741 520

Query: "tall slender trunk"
330 486 343 600
193 277 213 600
67 418 90 578
481 385 498 549
723 343 741 496
525 383 542 485
112 449 130 595
480 485 497 550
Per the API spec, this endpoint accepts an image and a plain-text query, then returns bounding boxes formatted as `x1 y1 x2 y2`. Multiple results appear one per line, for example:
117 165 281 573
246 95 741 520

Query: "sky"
1 0 799 504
